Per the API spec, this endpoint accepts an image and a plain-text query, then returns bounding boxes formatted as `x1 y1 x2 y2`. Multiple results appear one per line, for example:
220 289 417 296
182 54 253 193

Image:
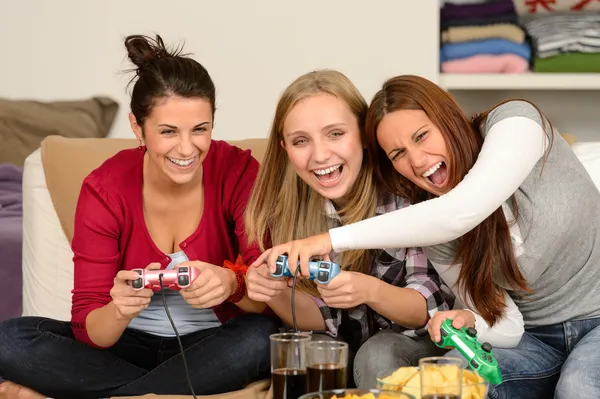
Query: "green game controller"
435 319 503 385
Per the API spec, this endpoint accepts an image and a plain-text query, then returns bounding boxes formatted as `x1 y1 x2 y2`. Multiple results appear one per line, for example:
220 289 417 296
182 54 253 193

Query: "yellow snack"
437 364 462 382
380 366 419 389
377 366 487 399
331 394 376 399
330 394 406 399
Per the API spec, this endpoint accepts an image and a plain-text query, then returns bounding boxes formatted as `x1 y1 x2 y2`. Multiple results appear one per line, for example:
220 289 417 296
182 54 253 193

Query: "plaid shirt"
309 194 455 350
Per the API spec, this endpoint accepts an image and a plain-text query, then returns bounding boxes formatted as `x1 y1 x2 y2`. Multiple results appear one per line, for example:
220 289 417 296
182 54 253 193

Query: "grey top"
425 100 600 328
128 251 221 337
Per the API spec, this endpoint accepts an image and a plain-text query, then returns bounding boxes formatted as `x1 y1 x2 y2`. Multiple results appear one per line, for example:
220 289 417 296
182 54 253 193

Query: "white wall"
0 0 440 140
451 90 600 143
3 1 599 143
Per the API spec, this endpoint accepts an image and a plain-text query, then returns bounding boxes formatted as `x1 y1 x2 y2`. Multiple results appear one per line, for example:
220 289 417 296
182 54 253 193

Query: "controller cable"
158 273 198 399
290 265 302 332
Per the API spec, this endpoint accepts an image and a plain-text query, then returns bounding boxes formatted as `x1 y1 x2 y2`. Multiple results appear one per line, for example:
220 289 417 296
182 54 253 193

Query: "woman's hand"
246 261 289 303
427 309 476 343
316 271 375 309
250 232 334 277
179 261 237 309
110 262 158 320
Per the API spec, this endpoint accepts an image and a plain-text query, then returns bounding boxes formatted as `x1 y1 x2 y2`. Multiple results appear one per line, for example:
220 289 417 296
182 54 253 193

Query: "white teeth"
314 164 341 175
422 161 442 178
168 157 194 167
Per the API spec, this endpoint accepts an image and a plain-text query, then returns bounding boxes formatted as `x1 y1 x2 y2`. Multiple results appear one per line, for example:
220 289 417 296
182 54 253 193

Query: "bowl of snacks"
376 366 488 399
298 388 417 399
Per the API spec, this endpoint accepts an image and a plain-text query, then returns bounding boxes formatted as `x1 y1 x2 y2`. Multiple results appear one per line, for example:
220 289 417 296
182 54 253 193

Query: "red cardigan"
70 140 262 346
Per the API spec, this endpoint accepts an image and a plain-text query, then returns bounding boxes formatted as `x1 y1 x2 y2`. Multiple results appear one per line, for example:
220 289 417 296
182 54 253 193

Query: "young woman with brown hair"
0 34 280 399
259 75 600 399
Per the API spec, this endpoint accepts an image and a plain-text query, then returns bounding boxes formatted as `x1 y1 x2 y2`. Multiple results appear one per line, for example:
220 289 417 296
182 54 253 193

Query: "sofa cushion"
22 149 75 321
0 97 118 166
40 136 268 244
572 142 600 189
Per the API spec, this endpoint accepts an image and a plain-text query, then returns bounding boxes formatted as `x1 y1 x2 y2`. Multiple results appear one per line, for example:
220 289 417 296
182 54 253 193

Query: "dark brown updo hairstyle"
124 34 216 130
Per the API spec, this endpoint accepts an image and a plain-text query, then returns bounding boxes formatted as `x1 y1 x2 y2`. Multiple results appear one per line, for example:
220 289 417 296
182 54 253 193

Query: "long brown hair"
364 75 550 326
245 69 379 297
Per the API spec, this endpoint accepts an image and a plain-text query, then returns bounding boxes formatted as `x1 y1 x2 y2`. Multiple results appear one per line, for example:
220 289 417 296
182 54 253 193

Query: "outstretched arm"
258 102 550 292
330 102 548 252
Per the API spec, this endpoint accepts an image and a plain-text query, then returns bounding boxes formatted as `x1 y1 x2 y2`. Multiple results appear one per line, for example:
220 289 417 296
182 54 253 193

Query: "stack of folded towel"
522 13 600 72
440 0 533 73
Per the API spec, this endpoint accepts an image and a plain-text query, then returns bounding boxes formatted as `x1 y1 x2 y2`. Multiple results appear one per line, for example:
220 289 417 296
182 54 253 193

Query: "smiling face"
376 109 450 196
281 93 364 204
129 95 213 186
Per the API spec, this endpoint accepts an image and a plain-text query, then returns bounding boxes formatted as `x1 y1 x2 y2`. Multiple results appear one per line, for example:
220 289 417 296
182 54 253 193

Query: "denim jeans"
353 329 448 389
0 313 280 399
446 317 600 399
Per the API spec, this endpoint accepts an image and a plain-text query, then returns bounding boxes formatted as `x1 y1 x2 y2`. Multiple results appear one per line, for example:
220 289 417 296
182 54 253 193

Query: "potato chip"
331 393 377 399
381 366 419 387
377 366 487 399
330 393 409 399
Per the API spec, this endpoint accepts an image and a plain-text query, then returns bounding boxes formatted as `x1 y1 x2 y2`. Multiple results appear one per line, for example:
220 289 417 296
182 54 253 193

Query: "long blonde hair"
245 69 379 297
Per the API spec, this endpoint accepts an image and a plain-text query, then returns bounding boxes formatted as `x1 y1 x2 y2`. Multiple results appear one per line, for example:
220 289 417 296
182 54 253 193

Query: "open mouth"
167 156 196 169
422 161 448 188
313 164 344 186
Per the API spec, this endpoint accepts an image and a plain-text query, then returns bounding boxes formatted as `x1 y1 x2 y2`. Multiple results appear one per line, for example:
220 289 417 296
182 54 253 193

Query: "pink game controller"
130 266 200 292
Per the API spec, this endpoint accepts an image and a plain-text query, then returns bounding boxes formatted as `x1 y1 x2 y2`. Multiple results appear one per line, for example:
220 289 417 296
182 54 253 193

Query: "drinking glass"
419 356 465 399
306 340 348 392
271 332 312 399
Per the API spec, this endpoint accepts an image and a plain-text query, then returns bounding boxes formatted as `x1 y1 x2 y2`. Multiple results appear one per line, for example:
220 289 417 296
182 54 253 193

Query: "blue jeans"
0 313 280 398
446 317 600 399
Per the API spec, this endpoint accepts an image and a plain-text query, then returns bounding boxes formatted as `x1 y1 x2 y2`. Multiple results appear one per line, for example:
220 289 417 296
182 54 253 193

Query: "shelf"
440 73 600 90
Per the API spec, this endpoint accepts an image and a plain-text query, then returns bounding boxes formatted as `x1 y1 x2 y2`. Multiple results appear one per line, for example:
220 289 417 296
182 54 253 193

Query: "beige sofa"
19 135 600 398
22 134 600 322
21 136 270 399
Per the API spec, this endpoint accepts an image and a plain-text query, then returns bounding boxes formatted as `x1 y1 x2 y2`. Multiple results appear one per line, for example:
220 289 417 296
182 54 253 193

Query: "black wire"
159 274 197 399
290 265 301 332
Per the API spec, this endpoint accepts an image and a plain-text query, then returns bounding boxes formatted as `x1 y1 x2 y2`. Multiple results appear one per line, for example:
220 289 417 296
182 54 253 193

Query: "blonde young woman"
244 70 454 388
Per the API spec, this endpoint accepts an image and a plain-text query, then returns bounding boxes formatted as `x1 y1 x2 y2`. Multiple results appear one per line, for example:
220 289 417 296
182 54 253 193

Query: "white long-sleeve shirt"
330 100 600 348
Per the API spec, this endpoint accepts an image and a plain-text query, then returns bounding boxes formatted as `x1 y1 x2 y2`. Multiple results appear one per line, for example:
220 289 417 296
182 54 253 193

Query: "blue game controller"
271 255 341 284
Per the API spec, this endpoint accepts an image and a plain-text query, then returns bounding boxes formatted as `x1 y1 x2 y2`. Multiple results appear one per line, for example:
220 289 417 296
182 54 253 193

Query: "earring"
138 138 144 151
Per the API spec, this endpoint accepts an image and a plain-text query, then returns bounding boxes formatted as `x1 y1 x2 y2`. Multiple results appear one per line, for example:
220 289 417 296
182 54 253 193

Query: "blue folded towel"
440 38 531 62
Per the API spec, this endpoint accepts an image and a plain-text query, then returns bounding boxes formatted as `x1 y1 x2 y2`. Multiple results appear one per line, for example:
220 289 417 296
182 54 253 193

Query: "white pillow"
572 142 600 190
22 149 73 321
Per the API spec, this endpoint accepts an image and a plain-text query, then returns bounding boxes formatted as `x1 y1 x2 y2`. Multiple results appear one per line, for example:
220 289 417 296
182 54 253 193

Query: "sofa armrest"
22 148 73 321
